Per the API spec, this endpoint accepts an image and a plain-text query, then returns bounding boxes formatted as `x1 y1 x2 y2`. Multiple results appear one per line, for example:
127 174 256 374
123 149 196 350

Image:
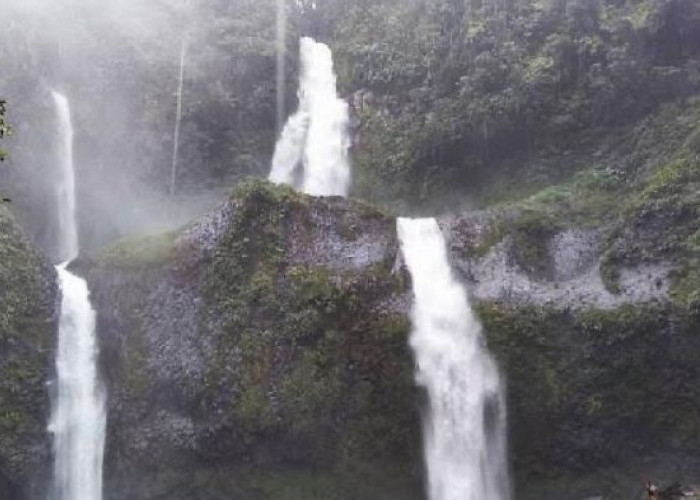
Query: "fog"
0 0 249 260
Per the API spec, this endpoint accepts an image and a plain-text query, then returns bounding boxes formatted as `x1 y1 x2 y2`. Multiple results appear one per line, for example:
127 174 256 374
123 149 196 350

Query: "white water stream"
52 91 79 263
48 90 106 500
169 38 187 197
397 218 510 500
269 37 350 197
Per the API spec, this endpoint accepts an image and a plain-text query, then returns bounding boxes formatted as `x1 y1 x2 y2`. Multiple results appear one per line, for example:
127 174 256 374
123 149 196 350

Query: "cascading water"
50 265 105 500
169 38 187 197
397 218 510 500
52 91 79 263
48 90 106 500
269 37 350 197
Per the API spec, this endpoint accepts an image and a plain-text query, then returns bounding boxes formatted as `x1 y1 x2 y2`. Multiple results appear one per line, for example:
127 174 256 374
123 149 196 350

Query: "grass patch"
93 231 178 269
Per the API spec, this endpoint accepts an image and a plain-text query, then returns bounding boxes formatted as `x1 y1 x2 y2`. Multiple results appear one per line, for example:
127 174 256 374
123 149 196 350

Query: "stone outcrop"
76 181 422 499
71 180 700 499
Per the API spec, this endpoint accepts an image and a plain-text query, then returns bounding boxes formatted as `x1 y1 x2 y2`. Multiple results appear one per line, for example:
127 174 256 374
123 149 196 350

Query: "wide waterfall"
397 218 510 500
48 91 106 500
269 37 350 197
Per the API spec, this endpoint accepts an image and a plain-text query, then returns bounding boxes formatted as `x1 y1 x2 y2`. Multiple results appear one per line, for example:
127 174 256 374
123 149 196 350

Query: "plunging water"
269 37 350 196
397 218 510 500
48 91 106 500
51 91 79 263
169 38 187 196
49 266 106 500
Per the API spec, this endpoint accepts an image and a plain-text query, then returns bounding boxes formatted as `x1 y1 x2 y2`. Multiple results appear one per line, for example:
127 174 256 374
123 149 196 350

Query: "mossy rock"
476 300 700 484
82 181 423 498
0 204 57 495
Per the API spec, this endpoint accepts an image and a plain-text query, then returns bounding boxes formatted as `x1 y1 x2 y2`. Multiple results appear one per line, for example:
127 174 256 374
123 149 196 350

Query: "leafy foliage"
306 0 700 205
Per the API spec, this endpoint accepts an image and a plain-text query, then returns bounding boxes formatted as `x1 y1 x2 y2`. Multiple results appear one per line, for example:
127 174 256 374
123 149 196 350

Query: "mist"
0 0 273 260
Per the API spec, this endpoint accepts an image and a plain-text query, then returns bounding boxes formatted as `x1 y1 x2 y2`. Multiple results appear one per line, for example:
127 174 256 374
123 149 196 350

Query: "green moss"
470 218 507 258
476 300 700 478
185 464 422 500
193 181 420 473
683 126 700 155
601 155 700 293
470 167 625 270
669 247 700 312
511 210 561 278
93 231 178 269
0 205 54 443
335 220 359 241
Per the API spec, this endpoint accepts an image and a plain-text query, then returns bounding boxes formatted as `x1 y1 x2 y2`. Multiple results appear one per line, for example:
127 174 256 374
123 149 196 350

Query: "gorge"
0 0 699 499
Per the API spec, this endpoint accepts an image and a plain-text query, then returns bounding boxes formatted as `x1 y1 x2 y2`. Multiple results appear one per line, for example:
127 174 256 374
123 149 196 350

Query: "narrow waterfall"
50 266 106 500
51 91 79 263
169 38 187 197
48 91 106 500
269 37 350 197
397 218 510 500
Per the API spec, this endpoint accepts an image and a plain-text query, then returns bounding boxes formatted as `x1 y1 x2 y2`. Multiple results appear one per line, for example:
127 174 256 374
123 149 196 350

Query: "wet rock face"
0 206 58 500
441 208 700 496
80 181 421 500
75 182 699 499
440 213 671 309
285 196 395 270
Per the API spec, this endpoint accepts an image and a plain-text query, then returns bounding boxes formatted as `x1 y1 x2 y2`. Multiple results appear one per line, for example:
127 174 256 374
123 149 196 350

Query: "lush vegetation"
0 205 55 491
2 0 700 496
80 181 423 498
202 181 420 472
3 0 700 251
318 0 700 206
477 300 700 495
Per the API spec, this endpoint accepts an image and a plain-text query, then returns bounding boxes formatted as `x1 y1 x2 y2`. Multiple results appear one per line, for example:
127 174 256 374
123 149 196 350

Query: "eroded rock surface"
78 181 420 500
75 181 700 499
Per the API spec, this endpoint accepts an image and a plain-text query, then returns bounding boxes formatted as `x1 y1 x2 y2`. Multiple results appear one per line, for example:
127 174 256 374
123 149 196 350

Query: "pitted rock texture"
79 181 420 500
74 183 699 500
440 215 671 309
285 196 395 270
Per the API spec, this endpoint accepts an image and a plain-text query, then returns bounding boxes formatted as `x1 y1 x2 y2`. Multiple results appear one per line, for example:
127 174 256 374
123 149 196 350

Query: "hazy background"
0 0 304 260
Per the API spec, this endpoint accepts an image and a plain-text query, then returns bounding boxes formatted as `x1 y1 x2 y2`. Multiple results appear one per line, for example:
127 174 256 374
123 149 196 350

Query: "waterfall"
397 218 510 500
49 266 106 500
48 91 106 500
51 91 79 263
269 37 350 197
169 38 187 197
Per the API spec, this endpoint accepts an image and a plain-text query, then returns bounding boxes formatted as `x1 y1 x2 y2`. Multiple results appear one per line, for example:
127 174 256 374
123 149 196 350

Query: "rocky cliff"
0 204 57 499
76 180 422 499
441 211 700 499
75 176 700 499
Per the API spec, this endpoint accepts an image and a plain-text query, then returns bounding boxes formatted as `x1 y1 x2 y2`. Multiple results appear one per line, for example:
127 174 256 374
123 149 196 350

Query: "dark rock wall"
0 205 58 499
